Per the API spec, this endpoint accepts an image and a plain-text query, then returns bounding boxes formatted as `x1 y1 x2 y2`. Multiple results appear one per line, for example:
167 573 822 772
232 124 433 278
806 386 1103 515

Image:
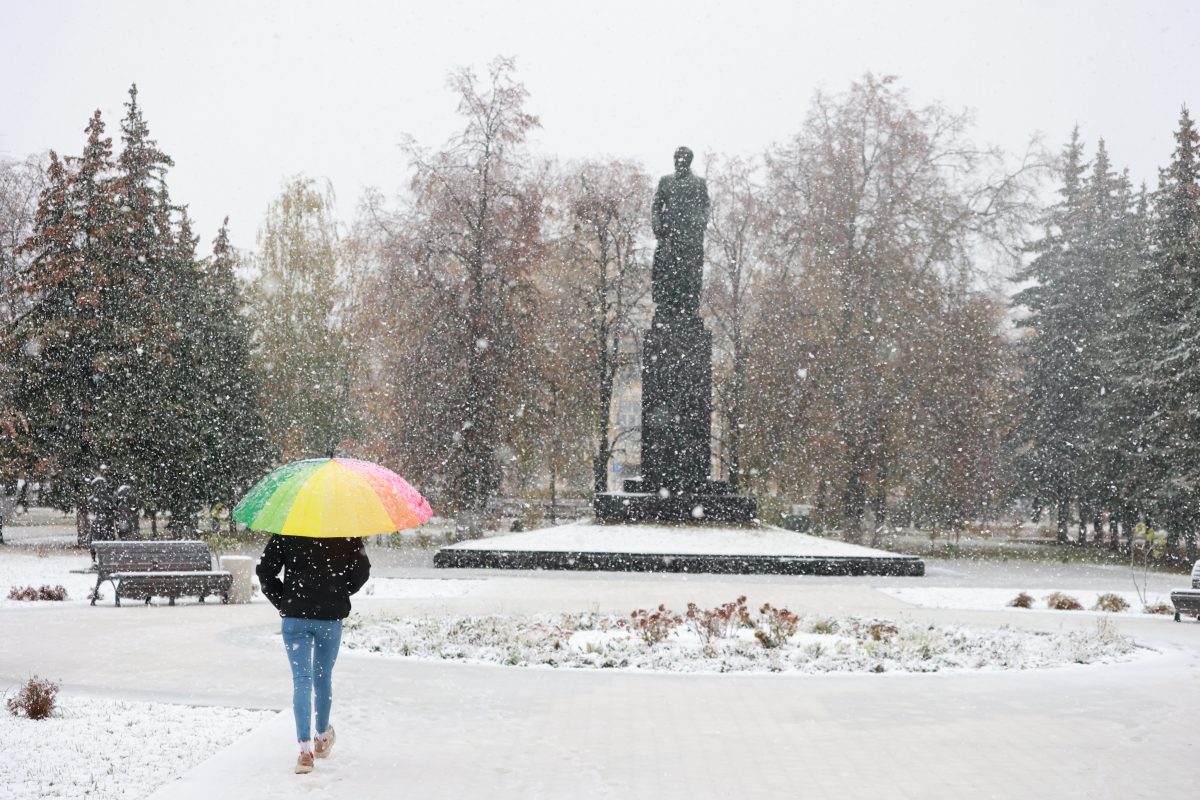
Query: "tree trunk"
150 511 158 539
1055 496 1069 545
869 457 888 547
1122 507 1136 553
842 441 869 542
592 314 614 497
549 386 559 526
76 503 90 548
727 340 745 491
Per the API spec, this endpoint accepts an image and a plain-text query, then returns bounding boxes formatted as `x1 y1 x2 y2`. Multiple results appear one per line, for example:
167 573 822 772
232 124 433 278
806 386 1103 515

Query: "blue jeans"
281 617 342 742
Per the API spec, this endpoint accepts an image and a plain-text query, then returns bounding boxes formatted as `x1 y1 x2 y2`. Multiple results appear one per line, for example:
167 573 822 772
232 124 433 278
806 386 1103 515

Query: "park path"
1 569 1197 799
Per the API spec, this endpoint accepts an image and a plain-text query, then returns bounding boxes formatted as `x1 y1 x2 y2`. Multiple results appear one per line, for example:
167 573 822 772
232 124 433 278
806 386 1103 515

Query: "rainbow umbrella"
233 458 432 538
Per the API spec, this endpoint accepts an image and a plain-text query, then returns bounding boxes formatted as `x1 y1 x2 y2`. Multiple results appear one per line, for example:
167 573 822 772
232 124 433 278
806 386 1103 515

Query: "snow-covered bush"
1046 592 1083 610
6 585 67 601
1008 592 1034 608
6 676 59 720
1093 593 1129 613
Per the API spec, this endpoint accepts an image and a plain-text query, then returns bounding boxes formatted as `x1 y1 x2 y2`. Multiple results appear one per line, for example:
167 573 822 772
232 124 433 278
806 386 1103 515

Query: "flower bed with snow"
0 695 272 800
342 600 1137 674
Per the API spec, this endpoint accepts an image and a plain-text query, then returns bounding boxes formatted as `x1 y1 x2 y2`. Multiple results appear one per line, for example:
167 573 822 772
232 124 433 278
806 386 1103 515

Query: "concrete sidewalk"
150 642 1197 800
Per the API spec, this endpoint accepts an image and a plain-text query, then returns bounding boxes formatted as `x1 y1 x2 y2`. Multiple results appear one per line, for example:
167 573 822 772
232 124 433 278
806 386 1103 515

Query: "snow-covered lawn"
0 694 272 800
880 587 1177 615
342 605 1139 674
0 551 97 607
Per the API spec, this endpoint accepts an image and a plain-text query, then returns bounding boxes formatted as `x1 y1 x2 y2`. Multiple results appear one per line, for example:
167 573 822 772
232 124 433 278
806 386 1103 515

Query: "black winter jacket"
256 535 371 620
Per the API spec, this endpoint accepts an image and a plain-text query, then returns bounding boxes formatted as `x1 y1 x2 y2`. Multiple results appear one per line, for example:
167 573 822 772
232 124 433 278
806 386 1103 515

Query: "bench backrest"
93 540 215 574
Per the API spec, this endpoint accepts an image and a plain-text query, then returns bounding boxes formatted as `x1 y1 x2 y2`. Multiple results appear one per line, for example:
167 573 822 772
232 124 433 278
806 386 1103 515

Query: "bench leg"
144 596 151 605
221 593 229 604
1176 611 1182 622
198 595 206 604
91 574 102 606
168 596 175 606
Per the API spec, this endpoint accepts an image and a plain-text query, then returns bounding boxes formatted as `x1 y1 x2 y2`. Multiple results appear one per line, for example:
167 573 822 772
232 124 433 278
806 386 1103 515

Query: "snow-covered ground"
881 586 1176 615
0 694 272 800
1 542 1196 800
0 551 97 607
341 606 1139 674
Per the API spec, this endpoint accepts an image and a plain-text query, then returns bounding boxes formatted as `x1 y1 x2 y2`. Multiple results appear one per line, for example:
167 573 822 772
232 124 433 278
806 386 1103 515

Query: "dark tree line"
1013 110 1200 558
3 69 1198 555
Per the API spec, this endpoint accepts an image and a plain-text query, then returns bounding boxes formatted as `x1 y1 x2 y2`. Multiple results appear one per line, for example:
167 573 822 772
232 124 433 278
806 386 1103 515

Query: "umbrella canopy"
233 457 433 538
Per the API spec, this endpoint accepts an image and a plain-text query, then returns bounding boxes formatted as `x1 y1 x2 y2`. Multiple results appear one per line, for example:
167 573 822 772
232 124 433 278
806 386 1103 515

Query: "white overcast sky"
2 0 1197 251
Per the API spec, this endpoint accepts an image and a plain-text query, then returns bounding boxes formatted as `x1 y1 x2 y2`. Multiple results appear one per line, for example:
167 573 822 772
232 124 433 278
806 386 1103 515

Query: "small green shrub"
1093 593 1129 613
1046 592 1083 611
1008 592 1034 609
6 676 59 720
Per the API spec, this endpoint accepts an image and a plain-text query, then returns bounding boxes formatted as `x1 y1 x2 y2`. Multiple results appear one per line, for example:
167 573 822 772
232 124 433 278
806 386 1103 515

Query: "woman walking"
257 534 370 774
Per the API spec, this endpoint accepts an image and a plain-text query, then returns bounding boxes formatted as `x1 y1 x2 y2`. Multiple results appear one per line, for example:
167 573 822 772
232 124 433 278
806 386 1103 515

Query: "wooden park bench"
91 540 232 607
1170 560 1200 622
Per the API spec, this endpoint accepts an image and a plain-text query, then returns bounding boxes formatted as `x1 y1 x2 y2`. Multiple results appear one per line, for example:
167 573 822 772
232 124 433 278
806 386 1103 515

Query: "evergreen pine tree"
1095 179 1153 550
1141 107 1200 556
105 84 188 530
1 113 124 539
194 219 272 518
1076 140 1136 544
1012 130 1093 543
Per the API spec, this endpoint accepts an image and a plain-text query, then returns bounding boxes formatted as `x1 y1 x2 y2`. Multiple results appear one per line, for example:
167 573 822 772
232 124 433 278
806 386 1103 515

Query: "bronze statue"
650 147 710 316
594 145 755 522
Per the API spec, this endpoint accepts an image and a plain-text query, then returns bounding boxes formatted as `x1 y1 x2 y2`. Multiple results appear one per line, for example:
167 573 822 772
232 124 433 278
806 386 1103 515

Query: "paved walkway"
2 569 1197 799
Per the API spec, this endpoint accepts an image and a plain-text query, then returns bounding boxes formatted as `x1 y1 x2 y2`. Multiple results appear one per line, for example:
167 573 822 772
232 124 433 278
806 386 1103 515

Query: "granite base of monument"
433 521 925 577
593 488 758 524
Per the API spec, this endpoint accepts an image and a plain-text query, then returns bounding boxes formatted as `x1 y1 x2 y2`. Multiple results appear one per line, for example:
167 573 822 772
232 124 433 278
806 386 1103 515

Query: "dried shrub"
1046 592 1083 611
1008 592 1034 609
1143 602 1174 615
1093 593 1129 613
865 622 899 642
625 605 683 646
684 596 752 643
6 676 59 720
6 585 68 602
754 603 800 648
809 617 839 634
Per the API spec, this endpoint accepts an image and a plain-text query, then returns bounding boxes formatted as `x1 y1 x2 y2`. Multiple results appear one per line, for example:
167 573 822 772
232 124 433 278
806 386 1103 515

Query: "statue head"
673 146 694 176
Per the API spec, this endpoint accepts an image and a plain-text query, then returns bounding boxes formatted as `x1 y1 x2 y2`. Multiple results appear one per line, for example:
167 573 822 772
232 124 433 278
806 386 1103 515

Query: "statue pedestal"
594 310 757 524
594 487 757 524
